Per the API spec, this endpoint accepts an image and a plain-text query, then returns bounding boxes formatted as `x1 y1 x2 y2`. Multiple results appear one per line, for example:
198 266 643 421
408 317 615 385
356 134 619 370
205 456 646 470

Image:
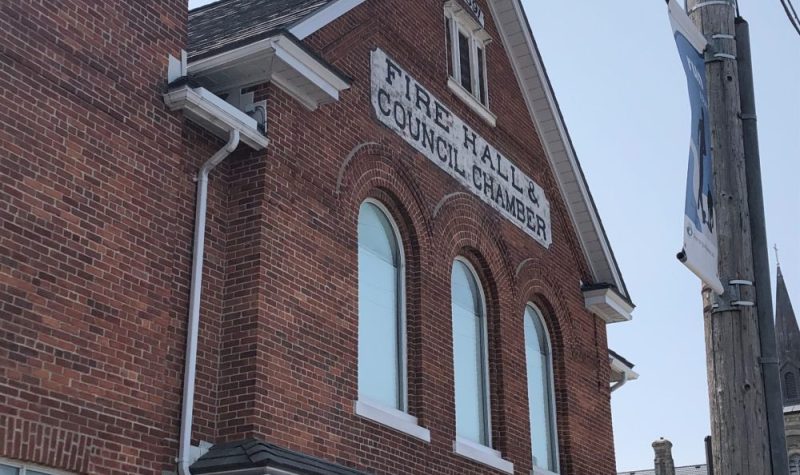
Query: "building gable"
186 0 633 321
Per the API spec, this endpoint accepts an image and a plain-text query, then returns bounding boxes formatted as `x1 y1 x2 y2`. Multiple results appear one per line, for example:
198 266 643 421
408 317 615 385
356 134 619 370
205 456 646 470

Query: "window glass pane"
0 465 19 475
525 306 557 471
477 46 486 105
458 31 472 93
786 372 799 401
790 454 800 475
452 260 487 444
446 18 453 77
29 471 50 475
358 202 402 409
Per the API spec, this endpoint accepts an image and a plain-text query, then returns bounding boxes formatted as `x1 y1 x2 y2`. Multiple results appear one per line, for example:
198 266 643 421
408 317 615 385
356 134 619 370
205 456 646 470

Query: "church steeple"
776 259 800 405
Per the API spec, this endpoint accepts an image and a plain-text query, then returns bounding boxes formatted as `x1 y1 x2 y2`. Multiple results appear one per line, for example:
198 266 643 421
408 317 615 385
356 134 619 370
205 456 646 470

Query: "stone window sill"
447 78 497 127
354 399 431 443
453 436 514 474
533 466 559 475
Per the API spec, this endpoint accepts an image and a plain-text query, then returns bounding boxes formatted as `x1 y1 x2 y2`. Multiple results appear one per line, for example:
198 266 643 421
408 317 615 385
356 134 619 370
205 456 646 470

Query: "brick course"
0 0 618 474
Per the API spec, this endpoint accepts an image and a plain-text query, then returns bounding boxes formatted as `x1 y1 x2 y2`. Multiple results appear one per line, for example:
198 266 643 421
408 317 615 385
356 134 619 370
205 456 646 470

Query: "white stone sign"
370 49 552 248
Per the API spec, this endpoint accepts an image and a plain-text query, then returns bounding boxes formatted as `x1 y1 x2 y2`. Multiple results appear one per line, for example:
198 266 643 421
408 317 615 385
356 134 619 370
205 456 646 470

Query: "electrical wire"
780 0 800 36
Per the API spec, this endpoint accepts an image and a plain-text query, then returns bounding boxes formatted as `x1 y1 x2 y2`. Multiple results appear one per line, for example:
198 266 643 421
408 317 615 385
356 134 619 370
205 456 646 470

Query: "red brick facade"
0 1 619 474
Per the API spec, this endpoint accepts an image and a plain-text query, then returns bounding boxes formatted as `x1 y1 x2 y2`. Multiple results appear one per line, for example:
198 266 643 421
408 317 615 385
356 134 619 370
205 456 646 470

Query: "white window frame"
525 303 560 475
0 458 72 475
451 257 493 446
355 199 430 442
444 0 496 127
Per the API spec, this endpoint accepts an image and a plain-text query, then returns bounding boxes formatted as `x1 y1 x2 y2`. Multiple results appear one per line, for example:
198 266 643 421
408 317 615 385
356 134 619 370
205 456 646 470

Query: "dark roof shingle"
190 438 366 475
188 0 336 59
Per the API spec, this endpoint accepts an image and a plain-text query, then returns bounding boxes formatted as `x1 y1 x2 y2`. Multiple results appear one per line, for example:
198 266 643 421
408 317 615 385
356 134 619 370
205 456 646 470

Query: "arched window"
789 453 800 475
785 371 798 402
451 258 490 445
358 200 405 410
525 304 558 474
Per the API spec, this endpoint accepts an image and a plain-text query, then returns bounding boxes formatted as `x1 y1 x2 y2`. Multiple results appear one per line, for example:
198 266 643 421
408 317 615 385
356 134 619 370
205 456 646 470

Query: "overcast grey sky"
188 0 800 471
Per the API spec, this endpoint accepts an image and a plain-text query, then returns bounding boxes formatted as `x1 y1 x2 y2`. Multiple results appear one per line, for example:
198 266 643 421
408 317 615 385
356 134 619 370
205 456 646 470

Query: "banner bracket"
711 280 755 313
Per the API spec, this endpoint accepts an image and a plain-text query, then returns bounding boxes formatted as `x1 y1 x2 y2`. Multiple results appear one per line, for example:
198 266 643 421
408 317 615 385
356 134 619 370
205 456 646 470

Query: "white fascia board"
271 35 350 96
163 85 269 150
609 355 639 381
186 34 349 110
488 0 628 300
289 0 366 40
188 38 274 77
583 287 634 323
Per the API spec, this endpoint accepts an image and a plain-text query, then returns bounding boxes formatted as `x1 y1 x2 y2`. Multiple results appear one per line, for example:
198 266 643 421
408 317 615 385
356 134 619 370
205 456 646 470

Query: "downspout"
610 370 628 393
178 129 240 475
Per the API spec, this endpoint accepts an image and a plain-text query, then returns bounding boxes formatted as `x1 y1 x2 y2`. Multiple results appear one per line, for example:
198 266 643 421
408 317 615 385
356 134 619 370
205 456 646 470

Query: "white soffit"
609 353 639 383
163 85 269 150
187 34 350 110
488 0 631 304
583 287 634 324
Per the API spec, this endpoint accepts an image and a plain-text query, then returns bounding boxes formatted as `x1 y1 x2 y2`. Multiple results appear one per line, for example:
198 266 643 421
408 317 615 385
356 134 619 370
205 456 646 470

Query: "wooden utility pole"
686 0 772 473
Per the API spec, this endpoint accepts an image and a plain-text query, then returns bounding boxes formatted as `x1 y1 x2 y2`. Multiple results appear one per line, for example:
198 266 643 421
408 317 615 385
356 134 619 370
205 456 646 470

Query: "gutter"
164 67 269 475
178 129 240 475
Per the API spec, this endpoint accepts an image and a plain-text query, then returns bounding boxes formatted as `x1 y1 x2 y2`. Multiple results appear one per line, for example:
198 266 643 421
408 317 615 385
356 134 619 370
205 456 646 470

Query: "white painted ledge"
453 437 514 474
354 400 431 443
532 466 559 475
447 78 497 127
785 404 800 414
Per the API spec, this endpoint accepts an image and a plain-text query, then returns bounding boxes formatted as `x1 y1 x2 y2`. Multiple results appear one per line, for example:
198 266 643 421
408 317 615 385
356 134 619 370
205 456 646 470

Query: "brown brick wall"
0 0 617 474
0 1 193 473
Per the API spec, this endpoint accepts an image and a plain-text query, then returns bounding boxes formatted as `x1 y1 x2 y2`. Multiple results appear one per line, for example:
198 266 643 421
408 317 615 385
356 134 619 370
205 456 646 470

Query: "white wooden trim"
447 78 497 127
163 85 269 150
525 303 560 474
0 457 74 475
487 0 629 300
290 0 366 40
354 400 431 443
360 198 408 412
188 38 274 76
583 287 634 323
452 257 493 447
453 437 514 474
532 467 560 475
271 36 350 92
609 353 639 381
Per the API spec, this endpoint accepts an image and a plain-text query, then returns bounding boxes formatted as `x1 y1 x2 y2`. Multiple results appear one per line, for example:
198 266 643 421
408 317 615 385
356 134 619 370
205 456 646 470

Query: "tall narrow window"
458 30 473 93
786 371 799 402
476 45 486 105
525 305 558 473
445 18 453 77
451 259 489 445
790 454 800 475
358 200 404 410
444 2 491 115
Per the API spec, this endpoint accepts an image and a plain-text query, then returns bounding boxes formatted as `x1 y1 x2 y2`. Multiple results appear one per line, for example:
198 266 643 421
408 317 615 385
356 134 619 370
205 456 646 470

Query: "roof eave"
487 0 633 307
187 32 350 111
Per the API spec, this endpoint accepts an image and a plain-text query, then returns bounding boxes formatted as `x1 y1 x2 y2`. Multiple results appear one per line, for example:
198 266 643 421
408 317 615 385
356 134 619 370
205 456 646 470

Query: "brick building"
0 1 636 474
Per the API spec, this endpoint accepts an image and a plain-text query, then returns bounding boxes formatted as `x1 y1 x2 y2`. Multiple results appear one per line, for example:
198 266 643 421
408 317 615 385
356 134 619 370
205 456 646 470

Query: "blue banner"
669 0 723 294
